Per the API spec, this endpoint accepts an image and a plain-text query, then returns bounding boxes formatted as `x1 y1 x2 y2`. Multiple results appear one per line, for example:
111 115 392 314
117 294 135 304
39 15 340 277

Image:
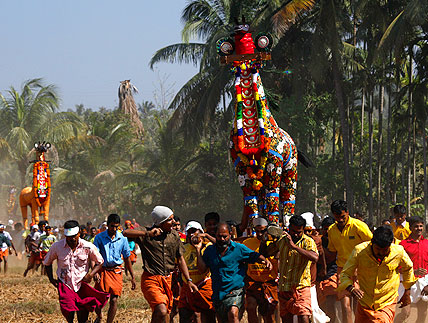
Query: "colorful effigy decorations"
20 142 52 229
218 17 308 226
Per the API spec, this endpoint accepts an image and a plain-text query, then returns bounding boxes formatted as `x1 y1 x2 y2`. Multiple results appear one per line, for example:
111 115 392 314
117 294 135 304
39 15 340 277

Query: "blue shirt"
93 230 131 267
202 241 260 301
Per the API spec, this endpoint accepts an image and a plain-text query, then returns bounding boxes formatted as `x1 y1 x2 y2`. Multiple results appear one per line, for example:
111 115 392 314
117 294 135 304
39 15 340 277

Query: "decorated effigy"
218 17 311 227
19 142 51 229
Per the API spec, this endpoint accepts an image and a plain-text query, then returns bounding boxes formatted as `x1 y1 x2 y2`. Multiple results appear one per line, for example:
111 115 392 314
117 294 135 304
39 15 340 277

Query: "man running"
93 214 136 323
243 217 278 323
397 216 428 321
261 215 318 323
196 222 272 323
178 221 216 323
338 226 416 322
0 224 17 274
43 220 109 323
24 224 42 277
327 200 372 323
124 206 198 323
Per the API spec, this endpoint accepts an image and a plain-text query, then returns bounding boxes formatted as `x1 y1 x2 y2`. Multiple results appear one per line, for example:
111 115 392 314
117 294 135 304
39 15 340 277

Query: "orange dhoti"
178 277 214 312
317 273 338 304
129 250 137 264
246 279 279 316
279 286 312 317
95 266 124 296
0 249 9 261
355 302 396 323
141 270 173 313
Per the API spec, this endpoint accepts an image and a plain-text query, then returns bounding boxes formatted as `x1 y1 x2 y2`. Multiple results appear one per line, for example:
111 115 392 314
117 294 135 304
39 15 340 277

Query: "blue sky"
0 0 199 110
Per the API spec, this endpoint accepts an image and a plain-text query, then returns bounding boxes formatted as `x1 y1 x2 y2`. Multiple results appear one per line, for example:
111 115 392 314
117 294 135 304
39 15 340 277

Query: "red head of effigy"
234 16 255 55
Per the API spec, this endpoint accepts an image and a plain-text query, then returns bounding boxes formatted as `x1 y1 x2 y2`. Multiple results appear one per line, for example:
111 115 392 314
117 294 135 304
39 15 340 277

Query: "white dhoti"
398 274 428 303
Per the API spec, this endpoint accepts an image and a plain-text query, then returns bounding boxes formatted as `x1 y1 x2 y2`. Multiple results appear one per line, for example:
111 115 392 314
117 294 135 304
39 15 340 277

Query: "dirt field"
0 257 152 323
0 256 425 322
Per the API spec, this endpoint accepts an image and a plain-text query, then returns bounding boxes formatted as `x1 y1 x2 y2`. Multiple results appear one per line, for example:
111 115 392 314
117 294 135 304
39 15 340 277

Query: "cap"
253 217 268 227
185 221 204 234
151 206 174 225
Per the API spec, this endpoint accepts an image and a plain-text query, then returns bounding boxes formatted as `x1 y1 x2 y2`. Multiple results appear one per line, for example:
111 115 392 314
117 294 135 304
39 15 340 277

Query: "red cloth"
40 250 48 261
29 251 43 264
400 236 428 278
58 281 109 318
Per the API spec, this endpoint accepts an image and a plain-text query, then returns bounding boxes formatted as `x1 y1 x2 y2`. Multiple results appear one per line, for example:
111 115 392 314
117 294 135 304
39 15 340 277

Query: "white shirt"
1 231 12 251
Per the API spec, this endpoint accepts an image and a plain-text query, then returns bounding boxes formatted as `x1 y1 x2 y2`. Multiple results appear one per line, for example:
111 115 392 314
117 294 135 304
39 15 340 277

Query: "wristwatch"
187 278 193 283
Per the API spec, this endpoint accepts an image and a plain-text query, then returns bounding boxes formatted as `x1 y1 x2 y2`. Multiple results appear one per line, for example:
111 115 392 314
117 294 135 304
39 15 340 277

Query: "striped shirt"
267 234 318 291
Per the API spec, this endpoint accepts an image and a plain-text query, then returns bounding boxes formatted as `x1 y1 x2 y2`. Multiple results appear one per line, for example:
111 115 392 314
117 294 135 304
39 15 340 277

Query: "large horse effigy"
20 142 51 229
218 18 311 226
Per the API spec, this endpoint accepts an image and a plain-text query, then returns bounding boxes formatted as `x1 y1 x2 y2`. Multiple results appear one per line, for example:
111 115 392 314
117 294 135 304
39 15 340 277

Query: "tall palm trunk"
368 92 374 223
423 121 427 226
327 0 353 213
377 85 384 218
360 88 365 170
392 136 398 204
386 87 392 216
407 48 413 216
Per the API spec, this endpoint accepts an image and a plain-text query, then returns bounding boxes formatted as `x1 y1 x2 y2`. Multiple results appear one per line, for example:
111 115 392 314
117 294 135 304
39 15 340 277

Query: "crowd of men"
0 201 428 323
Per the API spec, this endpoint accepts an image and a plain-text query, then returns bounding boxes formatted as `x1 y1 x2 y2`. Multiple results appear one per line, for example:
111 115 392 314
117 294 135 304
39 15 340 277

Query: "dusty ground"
0 256 424 322
0 257 152 323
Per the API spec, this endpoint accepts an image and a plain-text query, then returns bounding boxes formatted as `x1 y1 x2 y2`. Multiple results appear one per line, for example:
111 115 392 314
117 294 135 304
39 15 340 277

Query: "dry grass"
0 258 153 323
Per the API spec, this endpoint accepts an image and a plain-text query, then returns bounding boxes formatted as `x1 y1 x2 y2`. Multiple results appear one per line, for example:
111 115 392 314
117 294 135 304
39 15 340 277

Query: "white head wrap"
300 212 315 229
185 221 204 234
151 206 174 225
64 225 79 237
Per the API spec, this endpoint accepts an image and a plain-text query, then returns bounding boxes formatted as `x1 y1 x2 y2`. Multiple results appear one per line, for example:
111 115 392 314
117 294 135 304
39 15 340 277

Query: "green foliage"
2 0 428 227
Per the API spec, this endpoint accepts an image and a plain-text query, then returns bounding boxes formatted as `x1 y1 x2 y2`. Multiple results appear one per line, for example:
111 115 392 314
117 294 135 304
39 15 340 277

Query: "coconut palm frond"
149 43 206 69
6 127 31 158
0 137 10 162
271 0 316 35
93 170 115 182
378 11 405 50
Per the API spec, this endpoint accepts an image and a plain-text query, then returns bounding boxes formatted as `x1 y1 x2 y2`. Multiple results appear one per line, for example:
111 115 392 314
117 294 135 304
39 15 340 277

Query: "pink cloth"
58 281 109 318
43 238 104 292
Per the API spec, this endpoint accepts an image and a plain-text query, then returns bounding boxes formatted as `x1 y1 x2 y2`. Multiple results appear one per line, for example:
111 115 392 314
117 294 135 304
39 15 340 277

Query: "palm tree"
0 78 83 187
149 0 315 142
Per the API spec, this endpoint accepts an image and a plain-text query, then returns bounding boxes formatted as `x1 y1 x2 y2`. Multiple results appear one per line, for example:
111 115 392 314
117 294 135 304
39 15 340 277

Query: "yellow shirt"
265 234 317 292
391 221 411 241
338 241 416 310
328 217 373 267
182 242 211 284
243 237 278 282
